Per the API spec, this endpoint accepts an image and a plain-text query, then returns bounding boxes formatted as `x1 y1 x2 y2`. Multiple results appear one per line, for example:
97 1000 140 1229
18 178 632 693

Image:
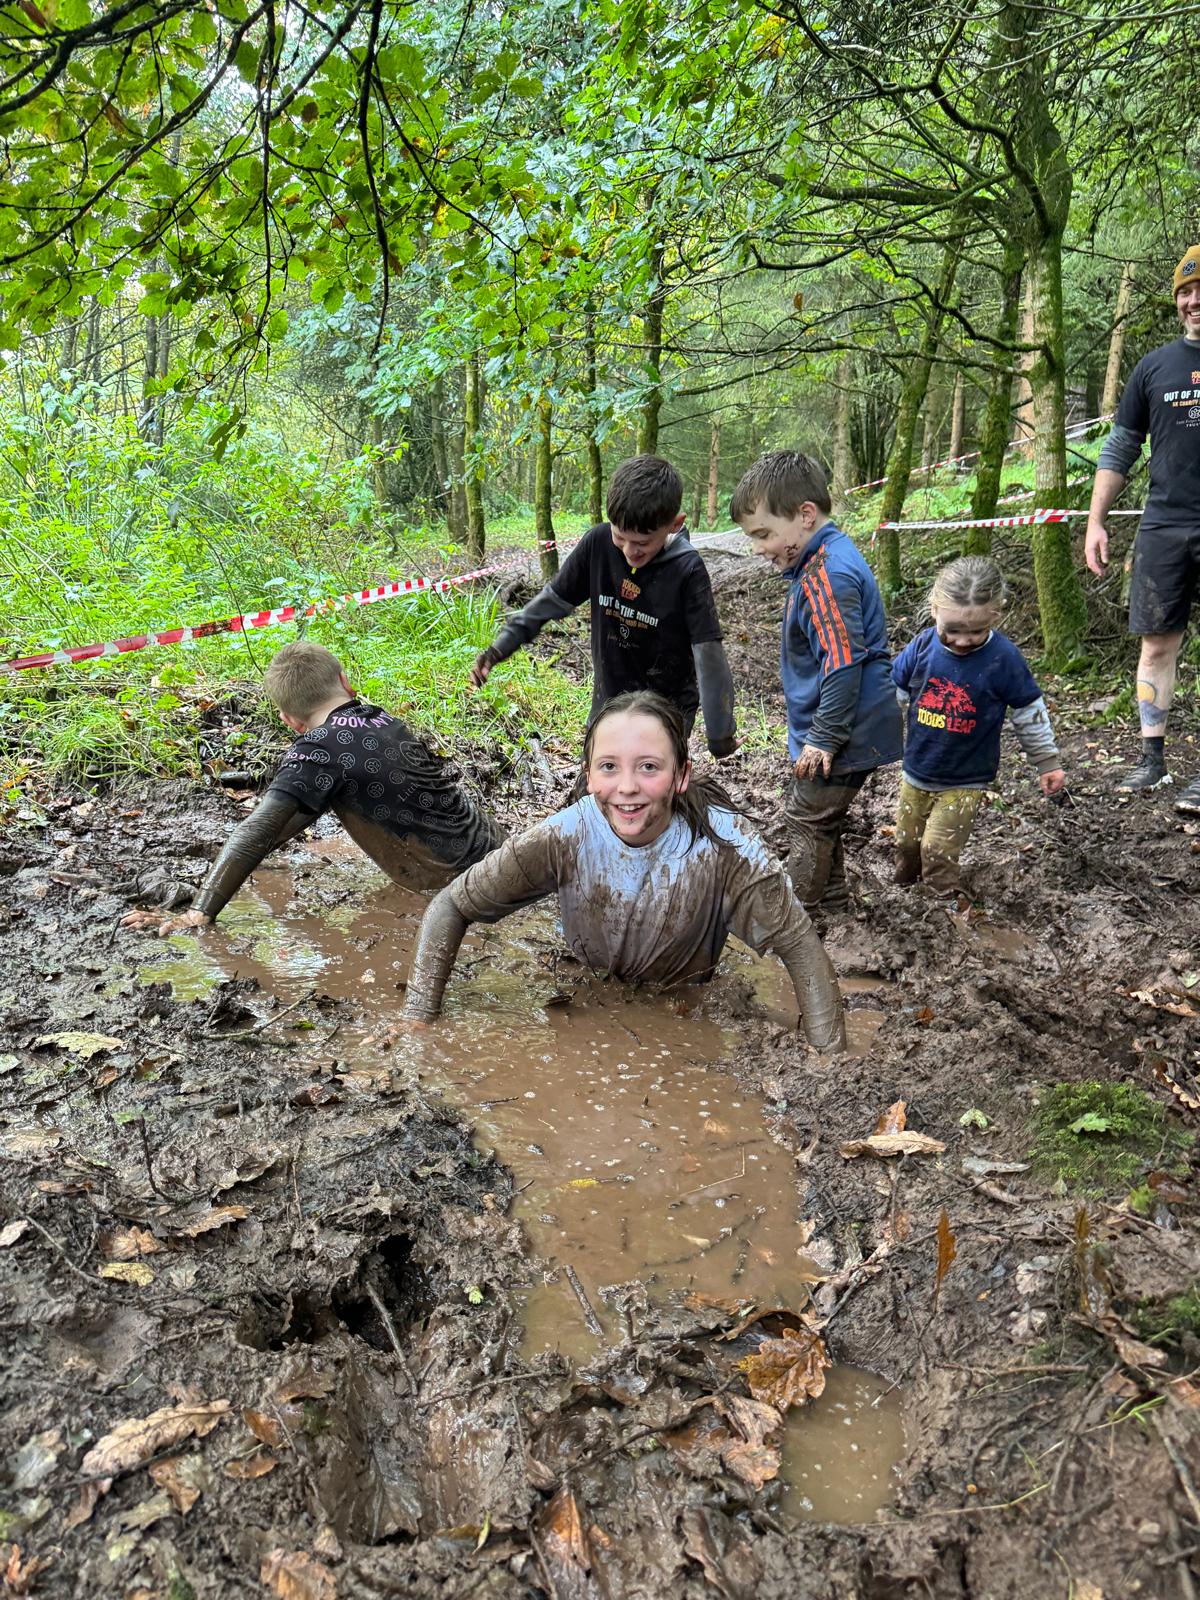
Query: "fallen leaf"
737 1328 830 1411
915 1007 935 1026
99 1262 155 1286
713 1394 784 1489
274 1362 333 1403
99 1227 163 1261
11 1431 61 1493
260 1547 337 1600
0 1219 31 1248
961 1157 1029 1177
243 1409 284 1449
539 1485 589 1570
63 1481 103 1530
0 1129 61 1157
32 1031 123 1058
1125 986 1200 1019
873 1099 907 1134
226 1452 278 1480
840 1131 946 1159
566 1178 598 1189
167 1205 247 1238
3 1542 51 1594
290 1084 340 1109
682 1291 754 1316
80 1400 229 1497
1151 1059 1200 1113
148 1454 210 1514
933 1209 957 1310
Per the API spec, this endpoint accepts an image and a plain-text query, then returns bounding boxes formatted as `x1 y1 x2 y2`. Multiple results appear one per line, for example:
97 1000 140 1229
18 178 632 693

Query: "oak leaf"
260 1548 336 1600
737 1329 830 1411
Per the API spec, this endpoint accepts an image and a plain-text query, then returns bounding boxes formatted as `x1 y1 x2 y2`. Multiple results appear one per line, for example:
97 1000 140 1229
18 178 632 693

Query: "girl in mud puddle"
891 555 1066 895
399 691 846 1051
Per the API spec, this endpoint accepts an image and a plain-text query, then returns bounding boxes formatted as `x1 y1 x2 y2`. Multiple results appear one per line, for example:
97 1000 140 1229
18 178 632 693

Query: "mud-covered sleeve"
721 845 846 1051
490 584 578 662
693 639 738 755
1009 698 1061 774
682 557 723 646
801 568 867 757
402 824 569 1021
192 792 315 919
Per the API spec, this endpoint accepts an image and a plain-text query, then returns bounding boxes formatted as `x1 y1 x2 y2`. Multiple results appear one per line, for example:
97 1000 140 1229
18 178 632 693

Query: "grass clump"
1133 1285 1200 1348
1030 1081 1193 1194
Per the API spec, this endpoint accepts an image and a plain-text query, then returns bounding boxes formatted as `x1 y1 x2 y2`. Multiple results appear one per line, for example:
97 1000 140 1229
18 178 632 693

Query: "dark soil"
2 548 1199 1600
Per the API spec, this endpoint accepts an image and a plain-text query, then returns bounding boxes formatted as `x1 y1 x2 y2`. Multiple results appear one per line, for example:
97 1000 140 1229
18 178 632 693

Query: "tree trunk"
449 367 468 543
705 419 721 528
584 307 604 524
535 391 558 580
875 234 964 595
968 241 1025 548
920 395 938 472
139 313 160 444
1012 278 1036 455
464 354 486 563
637 235 666 454
60 319 78 374
690 473 703 532
84 299 102 381
430 374 455 537
1100 261 1136 416
832 352 856 520
371 414 390 509
1006 1 1087 662
948 369 966 463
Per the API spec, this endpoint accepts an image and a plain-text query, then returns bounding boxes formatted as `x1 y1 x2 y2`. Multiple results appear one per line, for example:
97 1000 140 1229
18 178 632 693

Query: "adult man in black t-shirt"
123 642 503 936
1086 245 1200 813
471 455 738 758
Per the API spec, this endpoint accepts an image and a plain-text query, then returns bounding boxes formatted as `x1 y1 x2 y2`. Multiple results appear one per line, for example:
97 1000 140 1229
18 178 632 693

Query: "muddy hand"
1040 768 1067 798
121 906 210 937
794 744 833 781
470 647 501 689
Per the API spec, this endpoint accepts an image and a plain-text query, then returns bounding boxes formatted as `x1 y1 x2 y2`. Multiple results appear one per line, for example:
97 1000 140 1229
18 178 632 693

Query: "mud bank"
3 552 1200 1599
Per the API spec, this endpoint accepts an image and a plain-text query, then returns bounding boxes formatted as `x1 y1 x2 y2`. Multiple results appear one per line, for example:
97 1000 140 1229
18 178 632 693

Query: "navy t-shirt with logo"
1115 337 1200 533
892 629 1042 789
266 698 495 868
549 525 723 718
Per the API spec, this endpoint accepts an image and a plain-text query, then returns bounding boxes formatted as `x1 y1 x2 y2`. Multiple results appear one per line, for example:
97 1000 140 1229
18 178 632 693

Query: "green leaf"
1069 1113 1112 1135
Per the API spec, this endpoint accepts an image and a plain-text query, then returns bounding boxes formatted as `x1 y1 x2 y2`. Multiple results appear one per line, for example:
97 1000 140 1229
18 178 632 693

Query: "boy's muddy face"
587 711 690 847
740 505 818 570
609 515 683 570
932 602 996 655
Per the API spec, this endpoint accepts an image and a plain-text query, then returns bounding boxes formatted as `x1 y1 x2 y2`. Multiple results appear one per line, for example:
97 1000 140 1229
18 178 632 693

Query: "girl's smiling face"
586 710 690 846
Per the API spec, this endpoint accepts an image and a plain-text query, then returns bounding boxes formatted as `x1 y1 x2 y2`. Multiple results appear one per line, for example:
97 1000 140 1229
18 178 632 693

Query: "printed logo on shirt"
597 594 659 633
1192 370 1200 385
917 677 977 734
620 577 641 601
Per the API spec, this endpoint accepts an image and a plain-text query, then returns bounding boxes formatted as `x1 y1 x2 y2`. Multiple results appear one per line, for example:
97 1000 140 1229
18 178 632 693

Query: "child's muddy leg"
893 780 932 885
784 771 868 915
919 788 982 894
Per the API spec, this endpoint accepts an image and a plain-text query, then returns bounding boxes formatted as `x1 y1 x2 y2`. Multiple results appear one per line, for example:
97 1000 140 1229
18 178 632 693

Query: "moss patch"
1031 1082 1193 1194
1133 1284 1200 1347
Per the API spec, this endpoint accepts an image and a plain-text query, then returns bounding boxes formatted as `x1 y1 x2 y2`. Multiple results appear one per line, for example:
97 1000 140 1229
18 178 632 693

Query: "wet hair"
729 449 832 522
262 640 346 719
574 690 743 847
928 555 1006 616
605 456 683 534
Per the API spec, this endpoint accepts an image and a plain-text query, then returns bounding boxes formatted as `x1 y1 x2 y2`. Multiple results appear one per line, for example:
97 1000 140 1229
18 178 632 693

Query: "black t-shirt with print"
549 525 723 717
267 699 495 868
1116 337 1200 533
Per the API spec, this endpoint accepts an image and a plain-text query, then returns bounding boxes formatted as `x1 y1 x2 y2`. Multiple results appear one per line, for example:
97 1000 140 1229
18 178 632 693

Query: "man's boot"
1176 776 1200 815
894 845 922 885
1117 746 1168 791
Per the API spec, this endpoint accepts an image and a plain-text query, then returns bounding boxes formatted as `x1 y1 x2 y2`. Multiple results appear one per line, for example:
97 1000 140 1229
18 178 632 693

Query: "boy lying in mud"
399 691 846 1050
123 641 503 936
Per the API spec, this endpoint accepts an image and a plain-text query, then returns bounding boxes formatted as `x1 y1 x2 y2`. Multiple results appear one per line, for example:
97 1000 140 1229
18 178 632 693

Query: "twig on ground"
203 988 316 1044
1048 1365 1118 1506
364 1282 416 1391
561 1264 604 1337
1152 1413 1200 1527
25 1216 99 1286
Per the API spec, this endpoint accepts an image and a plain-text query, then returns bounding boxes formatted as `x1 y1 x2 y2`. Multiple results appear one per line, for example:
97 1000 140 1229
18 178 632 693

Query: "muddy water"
139 840 905 1519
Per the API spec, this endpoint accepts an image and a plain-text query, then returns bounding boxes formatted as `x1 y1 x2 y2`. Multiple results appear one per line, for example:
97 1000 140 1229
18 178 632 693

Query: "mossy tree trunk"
1100 261 1135 416
637 234 665 455
832 352 856 520
706 419 720 528
535 390 558 580
967 239 1026 551
464 353 485 563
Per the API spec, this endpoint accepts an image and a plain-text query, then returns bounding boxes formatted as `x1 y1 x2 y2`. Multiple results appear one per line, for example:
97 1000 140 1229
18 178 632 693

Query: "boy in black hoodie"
471 455 738 757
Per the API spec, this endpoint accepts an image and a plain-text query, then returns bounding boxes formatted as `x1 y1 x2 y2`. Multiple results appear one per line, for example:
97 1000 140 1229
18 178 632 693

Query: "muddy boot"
893 845 922 885
1117 748 1168 791
1176 776 1200 815
920 849 961 896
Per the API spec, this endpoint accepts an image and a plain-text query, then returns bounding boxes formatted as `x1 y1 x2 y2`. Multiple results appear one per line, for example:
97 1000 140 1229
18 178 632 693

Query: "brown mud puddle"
139 840 905 1521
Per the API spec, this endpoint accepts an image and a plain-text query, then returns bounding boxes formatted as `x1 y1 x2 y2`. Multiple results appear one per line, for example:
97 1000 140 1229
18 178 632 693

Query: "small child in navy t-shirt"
891 556 1065 893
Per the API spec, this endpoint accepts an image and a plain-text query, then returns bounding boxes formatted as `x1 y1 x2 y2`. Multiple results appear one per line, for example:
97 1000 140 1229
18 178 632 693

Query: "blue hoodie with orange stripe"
780 523 902 773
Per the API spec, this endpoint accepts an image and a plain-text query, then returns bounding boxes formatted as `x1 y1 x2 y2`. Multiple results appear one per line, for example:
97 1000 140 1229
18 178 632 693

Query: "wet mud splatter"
2 549 1199 1598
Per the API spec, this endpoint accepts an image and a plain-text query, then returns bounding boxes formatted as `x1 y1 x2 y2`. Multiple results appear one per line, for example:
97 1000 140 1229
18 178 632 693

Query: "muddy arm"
777 928 847 1052
402 887 471 1022
488 585 577 663
192 792 315 920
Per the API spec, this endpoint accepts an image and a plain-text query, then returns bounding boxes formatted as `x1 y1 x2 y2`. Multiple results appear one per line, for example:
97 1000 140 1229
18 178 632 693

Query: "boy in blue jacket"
731 451 902 919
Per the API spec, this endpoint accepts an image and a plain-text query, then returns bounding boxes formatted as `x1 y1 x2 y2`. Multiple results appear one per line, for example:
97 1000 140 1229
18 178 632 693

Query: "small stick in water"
561 1264 604 1337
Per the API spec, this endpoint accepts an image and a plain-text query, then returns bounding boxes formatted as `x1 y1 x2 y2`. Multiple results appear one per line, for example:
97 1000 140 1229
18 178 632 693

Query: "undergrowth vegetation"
0 381 592 788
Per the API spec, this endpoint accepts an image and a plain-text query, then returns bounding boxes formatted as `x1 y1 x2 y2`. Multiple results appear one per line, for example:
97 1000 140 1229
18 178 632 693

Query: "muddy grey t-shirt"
448 795 812 985
269 699 499 872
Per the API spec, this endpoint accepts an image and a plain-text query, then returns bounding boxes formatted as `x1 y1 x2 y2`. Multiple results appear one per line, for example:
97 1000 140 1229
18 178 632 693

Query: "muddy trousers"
893 780 982 893
783 770 869 915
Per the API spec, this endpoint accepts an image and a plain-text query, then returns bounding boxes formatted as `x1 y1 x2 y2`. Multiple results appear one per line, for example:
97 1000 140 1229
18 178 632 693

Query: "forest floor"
2 547 1199 1600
